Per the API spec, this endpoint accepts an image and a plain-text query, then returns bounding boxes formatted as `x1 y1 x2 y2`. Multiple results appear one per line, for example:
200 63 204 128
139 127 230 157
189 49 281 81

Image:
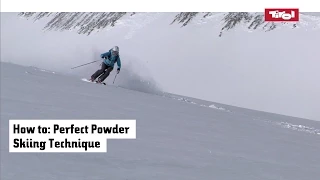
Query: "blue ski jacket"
100 49 121 70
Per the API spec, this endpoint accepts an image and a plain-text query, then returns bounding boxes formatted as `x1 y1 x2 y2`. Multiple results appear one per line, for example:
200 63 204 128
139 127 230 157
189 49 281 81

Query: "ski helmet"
112 46 119 52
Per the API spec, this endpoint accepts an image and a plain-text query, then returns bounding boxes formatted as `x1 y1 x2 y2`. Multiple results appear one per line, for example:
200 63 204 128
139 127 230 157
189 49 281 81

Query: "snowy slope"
1 62 320 180
1 12 320 121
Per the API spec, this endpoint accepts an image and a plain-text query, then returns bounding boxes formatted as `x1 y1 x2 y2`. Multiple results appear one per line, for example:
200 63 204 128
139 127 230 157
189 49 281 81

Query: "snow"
273 122 320 135
1 62 320 180
2 12 320 120
1 12 320 179
161 94 232 112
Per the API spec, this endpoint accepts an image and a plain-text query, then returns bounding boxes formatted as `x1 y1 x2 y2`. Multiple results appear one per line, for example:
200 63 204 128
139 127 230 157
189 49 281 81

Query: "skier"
90 46 121 83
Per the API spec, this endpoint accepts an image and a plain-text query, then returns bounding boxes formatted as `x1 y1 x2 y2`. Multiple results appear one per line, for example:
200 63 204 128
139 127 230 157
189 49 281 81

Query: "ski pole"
113 73 118 84
71 60 99 69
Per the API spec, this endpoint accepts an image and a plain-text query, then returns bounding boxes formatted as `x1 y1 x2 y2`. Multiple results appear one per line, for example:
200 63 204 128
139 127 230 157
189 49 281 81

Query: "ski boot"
89 78 95 82
96 79 106 85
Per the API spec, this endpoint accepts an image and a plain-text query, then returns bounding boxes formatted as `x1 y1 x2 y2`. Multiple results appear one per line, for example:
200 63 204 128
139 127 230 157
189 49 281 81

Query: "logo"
265 8 299 22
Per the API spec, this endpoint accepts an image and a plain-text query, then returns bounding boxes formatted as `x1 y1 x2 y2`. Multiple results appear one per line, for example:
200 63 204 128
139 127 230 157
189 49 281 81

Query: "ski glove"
117 68 120 74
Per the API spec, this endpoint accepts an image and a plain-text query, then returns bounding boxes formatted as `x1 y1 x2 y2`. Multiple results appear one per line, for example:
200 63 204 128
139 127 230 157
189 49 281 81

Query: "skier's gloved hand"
117 68 120 74
101 55 108 59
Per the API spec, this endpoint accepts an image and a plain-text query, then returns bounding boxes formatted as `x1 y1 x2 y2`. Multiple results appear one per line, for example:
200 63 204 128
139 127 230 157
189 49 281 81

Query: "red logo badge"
265 8 299 22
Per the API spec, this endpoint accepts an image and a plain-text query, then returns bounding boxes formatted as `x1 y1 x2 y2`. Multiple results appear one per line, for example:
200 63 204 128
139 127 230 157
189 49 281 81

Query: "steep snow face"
1 12 320 121
1 62 320 180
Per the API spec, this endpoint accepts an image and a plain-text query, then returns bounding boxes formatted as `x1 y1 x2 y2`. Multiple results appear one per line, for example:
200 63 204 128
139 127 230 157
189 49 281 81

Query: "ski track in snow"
248 117 320 136
273 121 320 136
161 94 232 112
169 95 320 136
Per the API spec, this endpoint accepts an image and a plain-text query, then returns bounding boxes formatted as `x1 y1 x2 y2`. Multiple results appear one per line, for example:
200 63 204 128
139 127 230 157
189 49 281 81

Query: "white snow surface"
1 62 320 180
1 12 320 121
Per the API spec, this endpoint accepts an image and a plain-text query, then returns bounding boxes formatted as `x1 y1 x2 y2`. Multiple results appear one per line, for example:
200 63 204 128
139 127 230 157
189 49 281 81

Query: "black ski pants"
91 63 113 82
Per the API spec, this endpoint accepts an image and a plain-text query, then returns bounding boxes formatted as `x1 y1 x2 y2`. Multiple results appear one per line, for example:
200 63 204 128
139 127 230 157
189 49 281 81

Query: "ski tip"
81 78 91 82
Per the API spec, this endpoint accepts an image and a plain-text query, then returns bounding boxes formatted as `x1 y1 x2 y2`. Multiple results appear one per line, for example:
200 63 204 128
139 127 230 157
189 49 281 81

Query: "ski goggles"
112 51 119 55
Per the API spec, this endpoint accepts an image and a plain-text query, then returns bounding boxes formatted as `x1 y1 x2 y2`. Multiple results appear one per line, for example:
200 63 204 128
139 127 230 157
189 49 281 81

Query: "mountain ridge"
18 12 320 36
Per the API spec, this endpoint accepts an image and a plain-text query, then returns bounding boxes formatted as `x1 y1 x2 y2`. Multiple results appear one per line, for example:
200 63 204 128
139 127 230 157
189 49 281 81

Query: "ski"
81 78 106 85
96 81 106 85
